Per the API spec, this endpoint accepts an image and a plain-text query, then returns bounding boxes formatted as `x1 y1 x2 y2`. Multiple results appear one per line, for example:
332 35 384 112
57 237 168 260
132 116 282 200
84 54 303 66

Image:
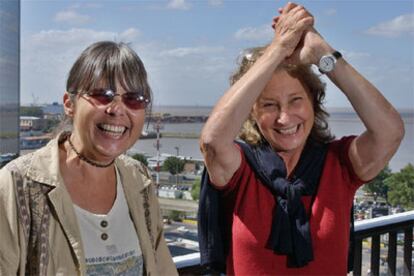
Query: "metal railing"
352 210 414 276
174 211 414 275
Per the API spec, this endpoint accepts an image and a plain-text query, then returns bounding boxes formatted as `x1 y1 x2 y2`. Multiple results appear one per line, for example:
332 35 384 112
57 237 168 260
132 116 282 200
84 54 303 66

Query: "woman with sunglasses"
0 41 177 275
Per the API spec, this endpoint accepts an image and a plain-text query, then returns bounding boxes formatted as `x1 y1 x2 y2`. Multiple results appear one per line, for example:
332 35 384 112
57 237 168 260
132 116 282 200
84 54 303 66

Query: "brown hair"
55 41 152 135
231 46 334 145
66 41 152 105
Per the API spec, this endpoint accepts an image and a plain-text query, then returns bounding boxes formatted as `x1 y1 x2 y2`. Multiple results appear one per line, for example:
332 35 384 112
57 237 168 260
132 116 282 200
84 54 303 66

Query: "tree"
43 118 60 133
20 106 44 117
386 164 414 210
168 210 185 222
191 177 201 201
131 153 148 166
363 165 392 202
163 156 185 175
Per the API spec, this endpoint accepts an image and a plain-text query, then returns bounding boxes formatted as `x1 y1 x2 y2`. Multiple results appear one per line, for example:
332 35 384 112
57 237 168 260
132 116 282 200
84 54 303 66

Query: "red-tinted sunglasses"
74 88 150 110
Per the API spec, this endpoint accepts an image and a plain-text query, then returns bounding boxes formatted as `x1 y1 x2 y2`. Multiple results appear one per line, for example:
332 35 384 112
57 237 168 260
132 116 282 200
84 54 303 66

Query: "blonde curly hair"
231 46 334 145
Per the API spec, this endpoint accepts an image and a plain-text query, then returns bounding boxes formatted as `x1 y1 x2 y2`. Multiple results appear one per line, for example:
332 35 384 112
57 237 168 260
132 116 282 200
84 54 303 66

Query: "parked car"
0 153 18 168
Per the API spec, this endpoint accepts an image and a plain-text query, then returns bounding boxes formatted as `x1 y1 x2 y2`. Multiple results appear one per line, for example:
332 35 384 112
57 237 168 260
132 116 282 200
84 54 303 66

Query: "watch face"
319 56 335 73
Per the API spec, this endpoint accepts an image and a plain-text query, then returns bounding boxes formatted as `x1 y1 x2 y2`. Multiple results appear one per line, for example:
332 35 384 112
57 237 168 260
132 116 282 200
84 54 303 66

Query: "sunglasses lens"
88 89 114 105
122 93 149 110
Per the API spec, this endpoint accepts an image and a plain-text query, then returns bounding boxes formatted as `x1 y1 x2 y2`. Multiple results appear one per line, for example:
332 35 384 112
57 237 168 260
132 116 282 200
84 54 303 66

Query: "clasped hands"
271 2 334 66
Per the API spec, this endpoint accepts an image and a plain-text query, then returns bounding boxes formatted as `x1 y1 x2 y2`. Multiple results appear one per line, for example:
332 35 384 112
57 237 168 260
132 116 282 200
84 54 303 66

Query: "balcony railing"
174 211 414 275
352 210 414 276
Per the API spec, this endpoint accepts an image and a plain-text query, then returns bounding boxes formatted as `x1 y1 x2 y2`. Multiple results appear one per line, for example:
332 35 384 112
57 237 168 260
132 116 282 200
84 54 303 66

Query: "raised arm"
200 3 314 186
331 58 404 181
300 28 405 181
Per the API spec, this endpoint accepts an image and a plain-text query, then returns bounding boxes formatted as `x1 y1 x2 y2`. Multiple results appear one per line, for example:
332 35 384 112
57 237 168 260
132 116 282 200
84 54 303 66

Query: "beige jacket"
0 135 177 276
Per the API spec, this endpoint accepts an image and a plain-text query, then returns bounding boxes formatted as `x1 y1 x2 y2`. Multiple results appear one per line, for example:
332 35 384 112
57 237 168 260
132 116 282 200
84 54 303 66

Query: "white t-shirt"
74 167 144 276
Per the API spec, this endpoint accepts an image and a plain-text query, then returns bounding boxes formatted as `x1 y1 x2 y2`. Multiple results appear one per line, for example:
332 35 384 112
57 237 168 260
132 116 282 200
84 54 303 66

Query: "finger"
282 2 298 14
290 5 312 20
288 4 306 17
296 16 314 31
289 6 314 25
278 7 283 14
272 19 278 29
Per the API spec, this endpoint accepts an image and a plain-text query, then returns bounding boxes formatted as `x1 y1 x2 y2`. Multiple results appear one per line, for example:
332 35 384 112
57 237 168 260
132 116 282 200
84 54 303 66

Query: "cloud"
68 3 102 9
54 10 91 25
208 0 224 6
21 28 145 104
324 8 337 16
341 50 371 60
29 28 141 49
20 28 234 106
365 13 414 38
80 3 102 9
30 28 118 47
160 46 224 57
234 24 273 41
323 48 414 109
167 0 191 10
119 28 141 42
147 45 232 106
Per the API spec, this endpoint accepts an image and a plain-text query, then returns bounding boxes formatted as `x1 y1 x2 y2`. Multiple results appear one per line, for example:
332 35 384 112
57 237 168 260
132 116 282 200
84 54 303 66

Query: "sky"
20 0 414 109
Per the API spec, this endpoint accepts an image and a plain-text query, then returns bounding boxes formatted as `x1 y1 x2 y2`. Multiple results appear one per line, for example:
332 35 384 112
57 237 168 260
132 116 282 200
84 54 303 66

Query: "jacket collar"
115 155 151 192
25 132 151 192
26 134 63 187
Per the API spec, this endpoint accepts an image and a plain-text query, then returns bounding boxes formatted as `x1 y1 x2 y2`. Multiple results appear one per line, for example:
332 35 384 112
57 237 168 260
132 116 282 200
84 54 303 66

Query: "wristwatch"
318 51 342 74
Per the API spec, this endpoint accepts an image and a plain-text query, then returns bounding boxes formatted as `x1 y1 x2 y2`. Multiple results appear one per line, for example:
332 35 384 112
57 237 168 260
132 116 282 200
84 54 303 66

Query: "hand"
270 2 314 59
286 27 335 65
272 4 334 65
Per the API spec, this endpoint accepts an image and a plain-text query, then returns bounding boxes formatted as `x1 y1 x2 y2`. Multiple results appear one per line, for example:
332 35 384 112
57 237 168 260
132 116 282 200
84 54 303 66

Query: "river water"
131 112 414 172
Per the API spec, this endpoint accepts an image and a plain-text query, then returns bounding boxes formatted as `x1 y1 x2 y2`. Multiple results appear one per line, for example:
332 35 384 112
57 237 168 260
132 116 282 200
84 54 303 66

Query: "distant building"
42 102 64 120
20 116 46 131
0 0 20 155
20 134 51 150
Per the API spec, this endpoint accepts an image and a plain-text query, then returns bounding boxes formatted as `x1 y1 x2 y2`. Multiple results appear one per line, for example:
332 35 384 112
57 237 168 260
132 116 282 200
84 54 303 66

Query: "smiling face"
63 41 151 164
253 69 314 158
64 85 145 163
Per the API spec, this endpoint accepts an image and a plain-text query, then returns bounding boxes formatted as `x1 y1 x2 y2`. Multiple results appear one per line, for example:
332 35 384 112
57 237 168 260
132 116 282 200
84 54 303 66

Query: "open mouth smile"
97 123 127 138
275 125 300 135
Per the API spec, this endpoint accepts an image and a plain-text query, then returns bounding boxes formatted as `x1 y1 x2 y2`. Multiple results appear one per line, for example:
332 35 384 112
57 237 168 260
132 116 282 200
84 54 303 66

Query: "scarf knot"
238 139 328 268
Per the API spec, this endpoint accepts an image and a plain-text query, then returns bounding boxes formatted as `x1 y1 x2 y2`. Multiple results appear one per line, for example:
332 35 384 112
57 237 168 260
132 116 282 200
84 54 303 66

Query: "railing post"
403 226 413 276
172 211 414 275
353 238 363 276
387 231 397 276
371 235 381 275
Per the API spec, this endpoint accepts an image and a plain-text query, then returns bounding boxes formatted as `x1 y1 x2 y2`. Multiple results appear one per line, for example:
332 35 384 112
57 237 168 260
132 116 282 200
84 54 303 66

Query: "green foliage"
163 156 185 175
131 153 148 166
363 165 392 201
43 118 60 133
20 106 44 117
168 210 185 221
191 177 201 201
386 164 414 210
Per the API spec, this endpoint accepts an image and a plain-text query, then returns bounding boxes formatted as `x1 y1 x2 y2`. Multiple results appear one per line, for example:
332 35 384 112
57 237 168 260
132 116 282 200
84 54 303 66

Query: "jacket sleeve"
0 167 25 275
147 178 178 276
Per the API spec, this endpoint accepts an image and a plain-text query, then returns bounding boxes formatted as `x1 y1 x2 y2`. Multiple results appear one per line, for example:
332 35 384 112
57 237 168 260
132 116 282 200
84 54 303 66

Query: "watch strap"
332 51 342 60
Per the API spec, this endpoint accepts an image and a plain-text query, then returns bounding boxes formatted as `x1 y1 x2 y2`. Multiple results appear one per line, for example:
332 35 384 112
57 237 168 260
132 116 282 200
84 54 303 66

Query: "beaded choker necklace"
67 137 114 168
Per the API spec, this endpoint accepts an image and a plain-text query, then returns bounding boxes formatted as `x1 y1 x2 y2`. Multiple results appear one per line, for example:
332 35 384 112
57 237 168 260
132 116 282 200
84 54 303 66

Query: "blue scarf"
198 138 328 271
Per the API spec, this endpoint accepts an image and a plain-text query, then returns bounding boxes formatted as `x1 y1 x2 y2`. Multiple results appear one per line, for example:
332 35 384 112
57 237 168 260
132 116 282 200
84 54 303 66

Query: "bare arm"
329 59 404 181
301 28 405 181
200 3 314 186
